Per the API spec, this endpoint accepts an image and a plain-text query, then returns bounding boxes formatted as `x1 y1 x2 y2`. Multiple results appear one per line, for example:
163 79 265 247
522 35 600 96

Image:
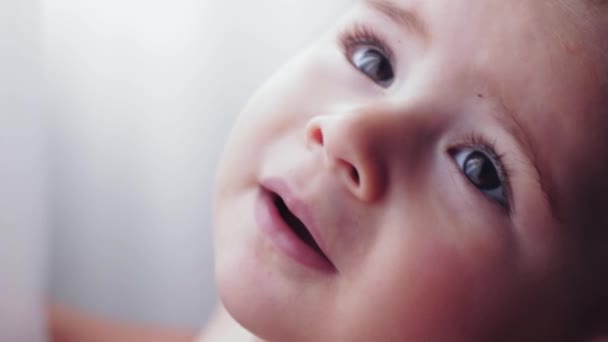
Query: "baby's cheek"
336 220 520 340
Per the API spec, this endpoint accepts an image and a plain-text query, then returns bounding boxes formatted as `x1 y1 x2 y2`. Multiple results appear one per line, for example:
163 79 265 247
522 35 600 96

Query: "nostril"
311 126 324 145
337 158 360 187
349 164 360 186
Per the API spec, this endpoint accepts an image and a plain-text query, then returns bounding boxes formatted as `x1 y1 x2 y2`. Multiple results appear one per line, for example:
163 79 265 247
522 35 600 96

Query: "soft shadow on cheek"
349 224 518 335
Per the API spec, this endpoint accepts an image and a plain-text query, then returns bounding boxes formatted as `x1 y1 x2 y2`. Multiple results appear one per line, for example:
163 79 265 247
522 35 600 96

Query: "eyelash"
338 22 395 69
453 133 513 213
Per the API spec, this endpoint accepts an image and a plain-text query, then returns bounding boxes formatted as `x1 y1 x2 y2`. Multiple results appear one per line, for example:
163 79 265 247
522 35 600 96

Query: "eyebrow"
363 0 429 40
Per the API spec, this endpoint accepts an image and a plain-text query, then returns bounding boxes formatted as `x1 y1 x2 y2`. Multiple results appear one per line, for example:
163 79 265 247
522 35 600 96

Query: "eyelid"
338 22 395 67
450 133 513 213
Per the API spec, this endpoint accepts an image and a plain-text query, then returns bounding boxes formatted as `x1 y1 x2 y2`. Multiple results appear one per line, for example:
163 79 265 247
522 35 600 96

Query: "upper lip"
261 177 336 270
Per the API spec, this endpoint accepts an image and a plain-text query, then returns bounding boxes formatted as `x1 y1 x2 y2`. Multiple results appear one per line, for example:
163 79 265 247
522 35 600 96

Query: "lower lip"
255 187 335 273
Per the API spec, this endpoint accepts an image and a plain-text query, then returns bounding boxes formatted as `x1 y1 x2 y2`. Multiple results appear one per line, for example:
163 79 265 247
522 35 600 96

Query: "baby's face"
213 0 608 341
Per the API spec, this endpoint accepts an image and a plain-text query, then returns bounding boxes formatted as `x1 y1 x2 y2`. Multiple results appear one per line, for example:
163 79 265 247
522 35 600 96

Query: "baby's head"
212 0 608 340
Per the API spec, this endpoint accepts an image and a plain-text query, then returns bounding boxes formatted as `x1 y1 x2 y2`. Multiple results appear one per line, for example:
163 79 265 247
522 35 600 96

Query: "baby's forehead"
373 0 607 45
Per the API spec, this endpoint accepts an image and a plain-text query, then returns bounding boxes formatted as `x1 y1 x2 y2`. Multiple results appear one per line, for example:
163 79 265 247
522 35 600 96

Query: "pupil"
464 151 500 190
358 49 393 83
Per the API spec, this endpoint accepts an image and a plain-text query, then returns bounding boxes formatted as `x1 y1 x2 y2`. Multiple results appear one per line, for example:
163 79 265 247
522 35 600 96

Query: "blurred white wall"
42 0 350 329
0 1 48 341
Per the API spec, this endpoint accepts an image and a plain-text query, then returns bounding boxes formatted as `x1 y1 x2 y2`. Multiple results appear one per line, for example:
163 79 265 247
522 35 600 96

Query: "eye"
339 23 395 87
350 45 394 87
453 148 507 208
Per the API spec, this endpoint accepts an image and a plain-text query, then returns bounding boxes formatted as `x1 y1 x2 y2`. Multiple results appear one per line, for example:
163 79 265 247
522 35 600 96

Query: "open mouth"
271 192 330 262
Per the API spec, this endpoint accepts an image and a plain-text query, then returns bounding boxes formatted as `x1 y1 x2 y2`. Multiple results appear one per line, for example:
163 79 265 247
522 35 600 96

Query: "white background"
1 1 47 341
1 0 350 338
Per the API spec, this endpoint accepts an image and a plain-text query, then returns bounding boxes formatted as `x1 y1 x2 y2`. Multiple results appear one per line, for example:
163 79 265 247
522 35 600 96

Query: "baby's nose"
305 113 388 202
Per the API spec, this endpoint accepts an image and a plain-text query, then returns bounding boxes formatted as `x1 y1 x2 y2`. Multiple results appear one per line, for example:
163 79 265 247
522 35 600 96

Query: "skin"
213 0 608 341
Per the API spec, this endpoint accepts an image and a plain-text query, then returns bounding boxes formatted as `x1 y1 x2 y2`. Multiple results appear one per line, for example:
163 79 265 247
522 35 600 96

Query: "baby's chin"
213 216 332 341
215 271 306 342
211 215 288 341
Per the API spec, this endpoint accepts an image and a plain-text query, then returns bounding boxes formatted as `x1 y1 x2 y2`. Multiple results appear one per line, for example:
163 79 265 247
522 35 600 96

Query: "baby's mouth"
271 192 330 262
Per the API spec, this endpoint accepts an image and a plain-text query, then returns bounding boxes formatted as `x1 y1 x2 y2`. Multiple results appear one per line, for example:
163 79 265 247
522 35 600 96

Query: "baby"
209 0 608 340
50 0 608 341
